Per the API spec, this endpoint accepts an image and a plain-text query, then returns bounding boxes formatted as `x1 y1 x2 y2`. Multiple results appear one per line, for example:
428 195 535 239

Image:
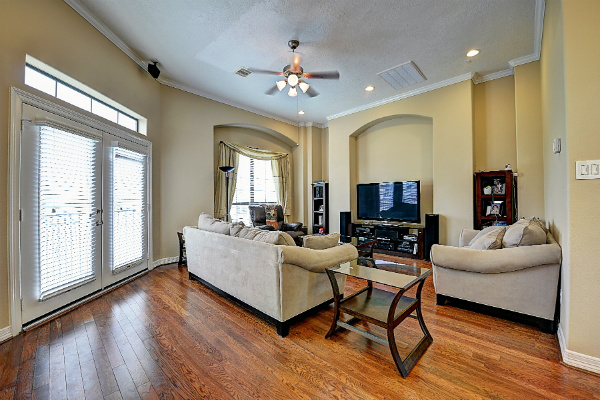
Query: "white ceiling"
66 0 543 126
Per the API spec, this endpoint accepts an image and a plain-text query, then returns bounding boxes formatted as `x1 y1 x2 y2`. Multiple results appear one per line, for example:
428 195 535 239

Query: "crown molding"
509 0 545 68
64 0 147 70
65 0 298 128
159 78 297 126
327 73 474 121
472 68 515 84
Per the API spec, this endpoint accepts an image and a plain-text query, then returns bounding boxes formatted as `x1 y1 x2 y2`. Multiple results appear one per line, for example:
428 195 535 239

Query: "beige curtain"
215 141 292 218
214 143 239 219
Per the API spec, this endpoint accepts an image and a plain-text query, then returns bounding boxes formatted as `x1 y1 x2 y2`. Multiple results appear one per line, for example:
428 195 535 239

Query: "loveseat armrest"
459 229 480 247
431 243 562 274
281 244 358 273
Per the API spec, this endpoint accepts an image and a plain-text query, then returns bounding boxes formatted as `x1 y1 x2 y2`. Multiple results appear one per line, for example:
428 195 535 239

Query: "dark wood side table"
326 258 432 378
177 232 187 266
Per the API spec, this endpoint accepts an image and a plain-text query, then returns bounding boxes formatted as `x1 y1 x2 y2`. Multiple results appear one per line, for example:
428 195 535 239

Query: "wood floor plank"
2 259 599 400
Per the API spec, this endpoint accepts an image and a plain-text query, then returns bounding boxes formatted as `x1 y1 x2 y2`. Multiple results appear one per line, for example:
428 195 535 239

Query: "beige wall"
0 0 303 331
514 62 545 219
473 76 517 172
329 80 474 246
158 85 299 259
0 0 162 329
541 0 571 352
561 0 600 359
353 116 434 224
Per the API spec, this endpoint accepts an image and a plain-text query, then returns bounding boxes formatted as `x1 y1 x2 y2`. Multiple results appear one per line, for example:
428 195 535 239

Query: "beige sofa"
183 215 357 336
430 223 562 333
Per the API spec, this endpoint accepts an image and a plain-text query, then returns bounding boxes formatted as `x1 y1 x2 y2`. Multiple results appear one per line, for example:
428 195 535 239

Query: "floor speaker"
340 212 352 237
424 214 439 261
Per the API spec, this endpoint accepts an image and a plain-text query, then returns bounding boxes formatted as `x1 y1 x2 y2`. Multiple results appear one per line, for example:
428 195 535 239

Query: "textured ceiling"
68 0 540 125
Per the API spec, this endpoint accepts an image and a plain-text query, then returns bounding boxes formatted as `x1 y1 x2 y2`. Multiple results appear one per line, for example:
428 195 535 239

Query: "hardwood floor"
1 255 599 399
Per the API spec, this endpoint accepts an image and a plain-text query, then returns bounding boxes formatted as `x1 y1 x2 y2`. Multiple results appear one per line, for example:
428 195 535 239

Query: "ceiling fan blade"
306 86 319 97
249 68 284 76
265 85 279 95
303 70 340 80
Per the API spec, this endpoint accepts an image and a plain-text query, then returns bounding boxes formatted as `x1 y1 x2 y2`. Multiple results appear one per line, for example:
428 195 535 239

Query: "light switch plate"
576 160 600 179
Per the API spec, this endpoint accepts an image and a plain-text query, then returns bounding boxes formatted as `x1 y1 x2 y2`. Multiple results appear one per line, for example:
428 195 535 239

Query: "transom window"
231 155 277 225
24 55 146 134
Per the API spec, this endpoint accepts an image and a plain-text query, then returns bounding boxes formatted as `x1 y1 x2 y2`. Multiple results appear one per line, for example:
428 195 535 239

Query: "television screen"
357 181 421 223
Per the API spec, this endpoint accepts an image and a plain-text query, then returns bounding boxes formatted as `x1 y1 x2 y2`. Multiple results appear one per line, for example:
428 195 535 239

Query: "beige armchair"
430 228 562 333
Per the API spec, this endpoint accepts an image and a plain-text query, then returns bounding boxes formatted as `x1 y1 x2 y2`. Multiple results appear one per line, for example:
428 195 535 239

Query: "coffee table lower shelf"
326 264 432 378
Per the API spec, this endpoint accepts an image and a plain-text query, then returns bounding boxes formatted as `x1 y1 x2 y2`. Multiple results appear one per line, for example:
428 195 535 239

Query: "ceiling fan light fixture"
288 86 297 97
467 49 480 57
276 80 287 91
287 74 299 87
299 81 310 93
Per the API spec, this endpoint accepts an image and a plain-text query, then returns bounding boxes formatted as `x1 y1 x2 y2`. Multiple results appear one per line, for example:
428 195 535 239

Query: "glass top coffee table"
325 257 432 378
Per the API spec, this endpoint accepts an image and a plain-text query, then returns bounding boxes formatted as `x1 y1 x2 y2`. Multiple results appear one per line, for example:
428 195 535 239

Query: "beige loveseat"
183 214 357 336
430 219 562 333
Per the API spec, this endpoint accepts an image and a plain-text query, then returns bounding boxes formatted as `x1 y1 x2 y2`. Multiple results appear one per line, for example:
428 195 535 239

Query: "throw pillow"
522 216 548 233
502 219 547 248
231 225 296 246
197 213 230 235
468 226 504 247
469 227 506 250
229 221 245 236
262 204 277 221
302 233 341 250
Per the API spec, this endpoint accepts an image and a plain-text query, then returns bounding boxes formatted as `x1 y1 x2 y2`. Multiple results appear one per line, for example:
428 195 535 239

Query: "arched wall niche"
349 114 434 224
213 123 299 221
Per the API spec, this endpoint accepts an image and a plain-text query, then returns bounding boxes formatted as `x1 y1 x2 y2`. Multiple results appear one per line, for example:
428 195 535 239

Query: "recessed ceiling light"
365 85 374 91
298 110 305 115
466 49 480 57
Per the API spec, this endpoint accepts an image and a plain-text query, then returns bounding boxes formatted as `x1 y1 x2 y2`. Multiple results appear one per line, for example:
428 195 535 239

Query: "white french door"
20 104 149 324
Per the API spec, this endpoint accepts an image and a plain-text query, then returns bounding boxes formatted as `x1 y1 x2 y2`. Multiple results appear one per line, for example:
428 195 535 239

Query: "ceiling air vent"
235 67 253 77
378 61 426 89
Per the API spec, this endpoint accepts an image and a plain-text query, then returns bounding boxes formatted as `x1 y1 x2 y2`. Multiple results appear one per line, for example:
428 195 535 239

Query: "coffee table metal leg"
387 280 433 378
325 269 342 339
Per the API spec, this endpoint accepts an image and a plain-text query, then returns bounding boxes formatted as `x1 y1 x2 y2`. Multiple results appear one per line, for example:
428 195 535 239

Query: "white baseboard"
557 323 600 374
0 326 13 342
152 256 179 268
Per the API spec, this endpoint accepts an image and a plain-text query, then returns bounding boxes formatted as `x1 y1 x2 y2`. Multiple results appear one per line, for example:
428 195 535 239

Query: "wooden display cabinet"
474 170 517 230
311 182 329 234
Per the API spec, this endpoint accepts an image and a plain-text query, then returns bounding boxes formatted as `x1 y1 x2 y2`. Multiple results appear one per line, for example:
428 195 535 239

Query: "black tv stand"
351 215 439 260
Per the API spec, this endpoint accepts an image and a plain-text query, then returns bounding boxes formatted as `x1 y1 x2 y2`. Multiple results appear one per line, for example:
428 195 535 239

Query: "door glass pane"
111 148 146 271
38 126 99 299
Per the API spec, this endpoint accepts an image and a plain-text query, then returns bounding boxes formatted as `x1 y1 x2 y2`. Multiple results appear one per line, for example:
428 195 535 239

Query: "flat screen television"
357 181 421 223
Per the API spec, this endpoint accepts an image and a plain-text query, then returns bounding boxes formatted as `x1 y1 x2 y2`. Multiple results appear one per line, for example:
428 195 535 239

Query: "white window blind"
38 126 99 299
231 155 277 225
111 147 147 273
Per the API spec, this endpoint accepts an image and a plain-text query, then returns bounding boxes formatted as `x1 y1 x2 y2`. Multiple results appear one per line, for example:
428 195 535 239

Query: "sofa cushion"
468 227 506 250
302 233 340 250
468 226 503 246
231 224 296 246
503 219 547 248
197 213 230 235
523 216 548 233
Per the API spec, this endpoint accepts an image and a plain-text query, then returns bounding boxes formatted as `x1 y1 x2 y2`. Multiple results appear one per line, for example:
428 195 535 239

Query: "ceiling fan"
250 40 340 98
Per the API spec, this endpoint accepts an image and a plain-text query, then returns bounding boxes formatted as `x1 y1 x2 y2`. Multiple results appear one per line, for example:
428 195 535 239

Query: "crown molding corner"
327 73 474 121
472 68 514 84
509 0 545 68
